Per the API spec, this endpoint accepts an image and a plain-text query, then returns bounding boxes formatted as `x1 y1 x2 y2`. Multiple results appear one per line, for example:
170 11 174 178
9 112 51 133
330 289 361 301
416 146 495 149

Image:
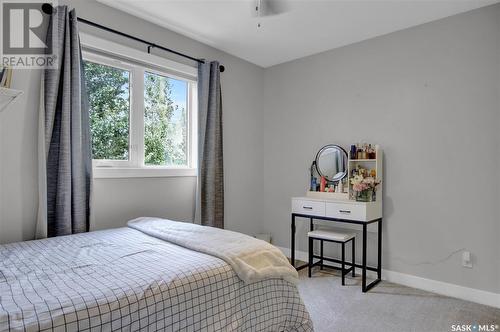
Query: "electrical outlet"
462 251 472 268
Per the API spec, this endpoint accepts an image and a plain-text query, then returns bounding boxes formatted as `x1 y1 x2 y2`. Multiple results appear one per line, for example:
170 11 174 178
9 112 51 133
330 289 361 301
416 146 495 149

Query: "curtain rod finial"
219 65 225 72
42 3 54 15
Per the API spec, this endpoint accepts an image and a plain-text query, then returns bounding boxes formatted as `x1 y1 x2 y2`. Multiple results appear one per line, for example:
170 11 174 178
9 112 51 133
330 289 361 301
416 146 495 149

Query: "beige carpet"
297 267 500 332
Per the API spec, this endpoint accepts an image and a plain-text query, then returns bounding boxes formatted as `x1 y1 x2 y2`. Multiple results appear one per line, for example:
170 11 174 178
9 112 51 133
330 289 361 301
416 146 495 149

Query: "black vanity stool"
307 229 356 286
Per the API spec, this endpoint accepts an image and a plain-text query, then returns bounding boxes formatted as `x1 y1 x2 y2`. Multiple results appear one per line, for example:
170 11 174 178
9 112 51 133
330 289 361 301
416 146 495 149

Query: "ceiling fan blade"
264 0 290 16
251 0 290 17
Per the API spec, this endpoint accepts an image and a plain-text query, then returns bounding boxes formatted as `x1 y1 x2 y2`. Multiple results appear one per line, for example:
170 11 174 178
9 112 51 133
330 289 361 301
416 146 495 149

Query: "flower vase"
356 189 373 202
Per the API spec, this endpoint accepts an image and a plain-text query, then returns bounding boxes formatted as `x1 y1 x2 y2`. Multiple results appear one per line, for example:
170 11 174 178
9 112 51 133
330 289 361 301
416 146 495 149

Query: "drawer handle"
303 206 313 210
339 210 351 214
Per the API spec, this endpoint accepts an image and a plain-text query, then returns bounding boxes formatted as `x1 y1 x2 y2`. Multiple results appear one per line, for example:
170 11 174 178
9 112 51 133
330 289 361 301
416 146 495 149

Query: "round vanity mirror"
315 145 348 182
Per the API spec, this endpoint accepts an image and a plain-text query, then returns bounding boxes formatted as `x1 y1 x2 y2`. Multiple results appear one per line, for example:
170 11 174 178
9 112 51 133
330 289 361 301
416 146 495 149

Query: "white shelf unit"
0 87 23 112
347 148 383 201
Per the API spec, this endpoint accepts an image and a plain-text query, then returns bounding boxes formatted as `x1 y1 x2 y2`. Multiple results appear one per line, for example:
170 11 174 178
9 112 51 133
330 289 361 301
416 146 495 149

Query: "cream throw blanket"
128 217 298 284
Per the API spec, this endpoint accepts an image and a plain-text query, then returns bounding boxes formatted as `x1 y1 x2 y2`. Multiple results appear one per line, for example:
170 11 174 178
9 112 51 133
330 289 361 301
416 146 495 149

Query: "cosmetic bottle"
362 150 367 159
350 145 357 159
357 148 363 160
337 181 344 193
368 144 375 159
320 176 326 192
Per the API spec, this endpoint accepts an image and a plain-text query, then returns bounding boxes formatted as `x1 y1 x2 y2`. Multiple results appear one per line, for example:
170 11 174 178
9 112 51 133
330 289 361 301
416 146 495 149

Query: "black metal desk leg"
290 214 311 271
341 242 345 286
291 214 296 267
378 218 382 279
320 240 324 270
308 237 313 278
360 219 383 292
352 237 355 277
362 224 367 292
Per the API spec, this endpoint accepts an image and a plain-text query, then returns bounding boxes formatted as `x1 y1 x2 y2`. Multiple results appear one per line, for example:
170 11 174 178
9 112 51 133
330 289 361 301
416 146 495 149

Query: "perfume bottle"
337 181 344 193
362 143 368 159
368 144 376 159
311 177 317 191
320 176 327 192
350 145 357 159
357 147 364 159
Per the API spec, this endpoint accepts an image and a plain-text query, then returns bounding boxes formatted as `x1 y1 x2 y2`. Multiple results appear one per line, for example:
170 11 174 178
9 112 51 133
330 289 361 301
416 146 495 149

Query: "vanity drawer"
326 202 366 221
292 199 326 216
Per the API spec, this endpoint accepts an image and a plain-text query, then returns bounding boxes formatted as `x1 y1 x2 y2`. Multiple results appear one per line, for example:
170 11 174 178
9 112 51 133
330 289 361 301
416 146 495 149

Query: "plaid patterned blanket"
0 227 313 332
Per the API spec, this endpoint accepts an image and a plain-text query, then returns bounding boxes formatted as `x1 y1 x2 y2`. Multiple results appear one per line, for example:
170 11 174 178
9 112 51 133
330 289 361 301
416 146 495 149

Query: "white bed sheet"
0 227 312 332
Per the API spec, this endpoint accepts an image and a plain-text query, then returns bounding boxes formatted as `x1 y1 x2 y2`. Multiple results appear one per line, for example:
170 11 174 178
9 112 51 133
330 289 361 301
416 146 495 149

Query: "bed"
0 218 313 332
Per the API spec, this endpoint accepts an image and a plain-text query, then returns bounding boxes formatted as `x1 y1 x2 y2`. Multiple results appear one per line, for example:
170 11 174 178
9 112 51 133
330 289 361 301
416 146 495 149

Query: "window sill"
93 167 197 179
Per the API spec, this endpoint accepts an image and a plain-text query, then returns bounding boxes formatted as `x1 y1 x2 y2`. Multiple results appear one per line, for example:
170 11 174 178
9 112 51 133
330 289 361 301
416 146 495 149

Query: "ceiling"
97 0 499 68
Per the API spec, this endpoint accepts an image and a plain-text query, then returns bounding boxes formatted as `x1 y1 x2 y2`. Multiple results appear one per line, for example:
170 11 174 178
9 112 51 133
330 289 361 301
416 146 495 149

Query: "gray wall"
0 0 264 243
0 0 498 295
0 69 41 243
262 5 500 293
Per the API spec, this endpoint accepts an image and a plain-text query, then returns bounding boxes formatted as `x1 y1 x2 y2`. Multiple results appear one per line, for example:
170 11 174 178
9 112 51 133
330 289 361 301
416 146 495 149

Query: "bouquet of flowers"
350 173 381 201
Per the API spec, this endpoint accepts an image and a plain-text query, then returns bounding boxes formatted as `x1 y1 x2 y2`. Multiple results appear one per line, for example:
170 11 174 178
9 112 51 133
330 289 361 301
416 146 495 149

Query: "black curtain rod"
76 17 225 72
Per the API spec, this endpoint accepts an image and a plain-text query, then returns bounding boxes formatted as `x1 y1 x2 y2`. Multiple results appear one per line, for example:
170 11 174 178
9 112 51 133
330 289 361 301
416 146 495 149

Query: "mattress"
0 227 312 332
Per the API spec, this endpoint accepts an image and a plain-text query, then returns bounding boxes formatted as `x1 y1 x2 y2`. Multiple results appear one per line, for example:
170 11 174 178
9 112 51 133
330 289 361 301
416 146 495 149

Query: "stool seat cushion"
307 229 356 242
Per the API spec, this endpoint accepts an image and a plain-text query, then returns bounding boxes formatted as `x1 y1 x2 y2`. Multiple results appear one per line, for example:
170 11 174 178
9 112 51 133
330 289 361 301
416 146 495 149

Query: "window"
84 60 130 162
83 50 197 178
144 71 188 166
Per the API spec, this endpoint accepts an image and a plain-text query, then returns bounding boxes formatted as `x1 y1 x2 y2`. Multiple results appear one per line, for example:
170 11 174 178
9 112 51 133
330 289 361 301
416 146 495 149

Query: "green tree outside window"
84 61 188 166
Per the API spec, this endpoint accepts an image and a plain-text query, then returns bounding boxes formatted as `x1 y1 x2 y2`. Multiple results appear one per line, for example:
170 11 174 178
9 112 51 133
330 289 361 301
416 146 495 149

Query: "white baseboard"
277 246 500 309
381 270 500 309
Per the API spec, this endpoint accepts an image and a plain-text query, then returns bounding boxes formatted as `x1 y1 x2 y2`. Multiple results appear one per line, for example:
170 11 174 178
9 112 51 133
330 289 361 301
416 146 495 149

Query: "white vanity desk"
291 195 382 292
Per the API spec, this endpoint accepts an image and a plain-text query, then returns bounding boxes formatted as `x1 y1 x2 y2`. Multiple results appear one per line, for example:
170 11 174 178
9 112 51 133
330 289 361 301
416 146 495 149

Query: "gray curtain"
197 61 224 228
40 6 92 237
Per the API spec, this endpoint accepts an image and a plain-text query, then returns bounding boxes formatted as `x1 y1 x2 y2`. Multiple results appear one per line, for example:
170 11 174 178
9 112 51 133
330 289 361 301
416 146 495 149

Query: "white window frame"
81 33 198 179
